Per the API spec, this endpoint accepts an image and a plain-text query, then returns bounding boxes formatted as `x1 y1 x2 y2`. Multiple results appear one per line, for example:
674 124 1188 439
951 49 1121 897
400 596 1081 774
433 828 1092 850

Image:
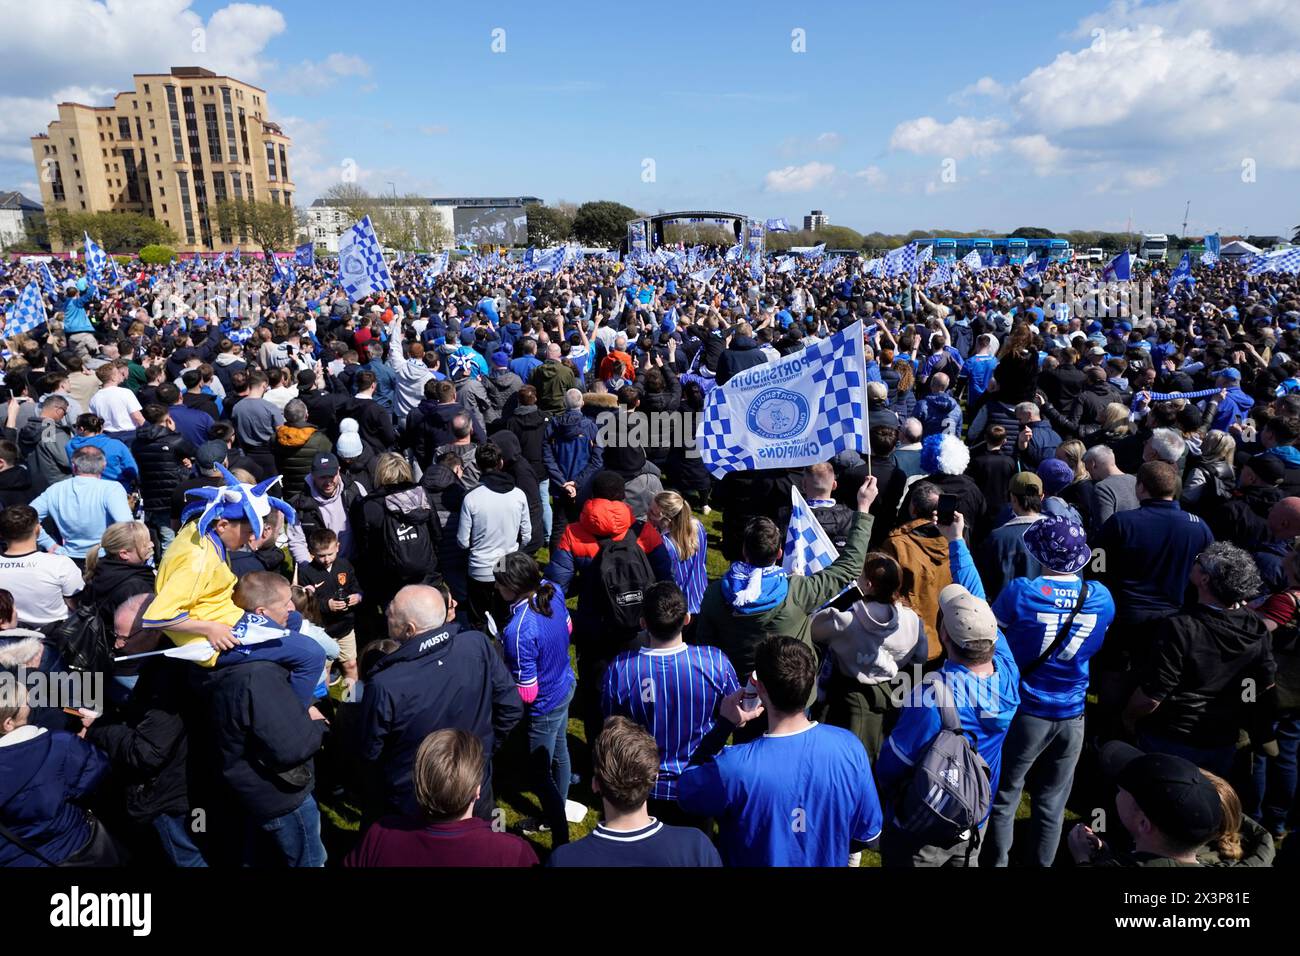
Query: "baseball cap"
869 407 900 430
1099 741 1223 846
311 453 340 478
490 350 510 368
1246 454 1286 486
937 584 998 648
1218 367 1242 382
1088 345 1106 357
1009 471 1044 497
196 439 228 471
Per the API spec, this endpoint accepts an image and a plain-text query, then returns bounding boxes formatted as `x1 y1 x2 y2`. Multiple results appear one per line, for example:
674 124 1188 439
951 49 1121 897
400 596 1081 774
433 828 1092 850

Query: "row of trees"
320 184 451 252
46 210 177 252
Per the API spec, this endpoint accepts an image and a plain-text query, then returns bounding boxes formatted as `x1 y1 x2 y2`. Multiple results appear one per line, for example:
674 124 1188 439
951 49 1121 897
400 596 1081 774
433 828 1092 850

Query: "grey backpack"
892 676 992 850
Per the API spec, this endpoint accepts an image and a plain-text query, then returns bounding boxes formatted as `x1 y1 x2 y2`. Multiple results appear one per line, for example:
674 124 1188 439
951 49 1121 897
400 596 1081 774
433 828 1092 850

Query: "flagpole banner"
338 215 393 302
698 320 867 478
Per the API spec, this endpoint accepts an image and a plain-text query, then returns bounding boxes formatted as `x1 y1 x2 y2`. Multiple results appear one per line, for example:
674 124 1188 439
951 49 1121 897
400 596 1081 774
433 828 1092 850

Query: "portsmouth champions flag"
338 215 393 302
295 242 315 267
783 485 839 576
698 320 867 478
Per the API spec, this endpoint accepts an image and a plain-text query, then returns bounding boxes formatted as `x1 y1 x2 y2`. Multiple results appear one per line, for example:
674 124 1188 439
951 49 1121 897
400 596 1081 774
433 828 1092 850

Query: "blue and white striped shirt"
601 644 739 801
661 520 708 615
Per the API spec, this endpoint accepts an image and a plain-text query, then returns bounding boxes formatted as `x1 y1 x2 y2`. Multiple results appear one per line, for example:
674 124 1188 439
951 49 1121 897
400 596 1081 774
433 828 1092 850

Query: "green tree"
571 200 638 247
1010 226 1056 239
48 210 176 251
214 199 297 256
320 182 376 226
525 203 574 246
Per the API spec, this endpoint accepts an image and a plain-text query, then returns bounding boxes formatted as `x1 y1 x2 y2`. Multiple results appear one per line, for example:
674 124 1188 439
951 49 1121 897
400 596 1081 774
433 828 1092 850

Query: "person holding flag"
695 475 878 735
59 279 99 360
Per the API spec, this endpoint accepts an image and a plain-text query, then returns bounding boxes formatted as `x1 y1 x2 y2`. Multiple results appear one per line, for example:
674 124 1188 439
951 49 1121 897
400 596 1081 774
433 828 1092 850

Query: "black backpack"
379 502 440 584
583 527 655 632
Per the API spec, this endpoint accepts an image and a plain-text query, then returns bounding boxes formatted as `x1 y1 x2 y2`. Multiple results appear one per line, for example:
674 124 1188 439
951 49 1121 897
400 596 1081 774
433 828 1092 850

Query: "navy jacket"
0 727 108 866
193 661 325 823
359 621 523 817
543 410 603 489
1098 499 1214 625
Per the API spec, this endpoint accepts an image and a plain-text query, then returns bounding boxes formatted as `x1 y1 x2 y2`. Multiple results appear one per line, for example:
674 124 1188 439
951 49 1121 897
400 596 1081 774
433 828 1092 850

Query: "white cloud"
778 131 843 157
273 53 372 96
889 0 1300 196
814 132 843 150
853 165 886 186
955 76 1005 100
889 116 1007 160
763 161 835 193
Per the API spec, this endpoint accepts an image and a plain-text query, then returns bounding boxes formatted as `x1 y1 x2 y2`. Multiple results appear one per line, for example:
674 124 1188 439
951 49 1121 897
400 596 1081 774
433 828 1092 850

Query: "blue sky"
3 0 1299 237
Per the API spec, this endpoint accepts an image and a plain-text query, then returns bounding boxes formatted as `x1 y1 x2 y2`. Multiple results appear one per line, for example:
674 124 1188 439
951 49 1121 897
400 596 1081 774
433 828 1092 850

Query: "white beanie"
336 418 363 459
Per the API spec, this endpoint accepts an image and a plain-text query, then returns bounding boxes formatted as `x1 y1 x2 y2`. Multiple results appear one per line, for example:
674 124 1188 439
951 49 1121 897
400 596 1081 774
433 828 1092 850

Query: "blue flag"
1102 249 1131 282
1168 252 1194 294
1204 233 1221 257
39 263 58 297
294 242 315 267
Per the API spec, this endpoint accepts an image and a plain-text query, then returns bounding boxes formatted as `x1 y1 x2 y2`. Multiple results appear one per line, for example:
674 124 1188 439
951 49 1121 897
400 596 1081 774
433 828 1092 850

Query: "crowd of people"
0 242 1297 869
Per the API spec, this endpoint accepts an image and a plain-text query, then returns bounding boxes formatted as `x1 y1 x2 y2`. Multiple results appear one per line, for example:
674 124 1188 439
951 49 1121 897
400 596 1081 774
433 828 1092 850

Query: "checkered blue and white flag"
697 320 867 478
960 249 983 271
39 263 58 297
776 256 798 274
4 281 48 337
689 267 717 285
917 244 934 265
1200 250 1218 269
616 263 639 288
926 261 953 289
819 255 841 276
338 215 393 301
1248 247 1300 276
83 232 109 279
799 243 826 259
884 243 917 278
783 485 839 576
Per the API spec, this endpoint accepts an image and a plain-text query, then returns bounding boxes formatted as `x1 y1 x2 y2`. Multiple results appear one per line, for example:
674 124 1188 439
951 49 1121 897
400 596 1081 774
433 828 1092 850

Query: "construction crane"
1182 201 1190 239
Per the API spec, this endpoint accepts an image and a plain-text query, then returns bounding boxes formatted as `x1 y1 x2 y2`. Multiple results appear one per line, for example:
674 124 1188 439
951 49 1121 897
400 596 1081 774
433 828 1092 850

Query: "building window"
278 143 288 182
166 86 185 162
204 103 221 164
265 142 277 181
144 84 150 94
176 171 196 244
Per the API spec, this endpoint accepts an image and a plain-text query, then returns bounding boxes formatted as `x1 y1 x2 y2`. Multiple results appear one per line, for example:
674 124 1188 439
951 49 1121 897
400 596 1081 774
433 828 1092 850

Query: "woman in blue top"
494 552 576 844
649 491 708 615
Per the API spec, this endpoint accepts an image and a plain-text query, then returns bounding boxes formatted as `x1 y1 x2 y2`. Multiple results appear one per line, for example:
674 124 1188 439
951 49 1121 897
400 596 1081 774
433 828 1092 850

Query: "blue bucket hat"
1023 514 1091 574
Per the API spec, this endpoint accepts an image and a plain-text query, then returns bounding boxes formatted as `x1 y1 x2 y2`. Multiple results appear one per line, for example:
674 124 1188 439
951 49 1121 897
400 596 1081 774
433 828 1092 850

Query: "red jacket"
545 497 669 594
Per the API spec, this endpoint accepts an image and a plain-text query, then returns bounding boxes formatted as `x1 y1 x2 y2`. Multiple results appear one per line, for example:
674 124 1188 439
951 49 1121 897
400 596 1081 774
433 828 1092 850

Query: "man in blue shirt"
602 582 739 820
875 513 1020 867
548 717 720 867
962 334 999 406
360 341 398 412
678 636 883 866
985 514 1116 867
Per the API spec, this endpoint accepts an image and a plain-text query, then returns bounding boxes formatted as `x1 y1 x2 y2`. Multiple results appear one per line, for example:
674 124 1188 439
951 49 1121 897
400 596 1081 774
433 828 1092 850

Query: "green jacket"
695 511 873 685
531 361 578 417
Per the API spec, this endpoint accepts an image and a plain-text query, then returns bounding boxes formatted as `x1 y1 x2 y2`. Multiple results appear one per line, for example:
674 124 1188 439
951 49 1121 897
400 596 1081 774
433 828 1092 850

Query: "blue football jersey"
991 575 1116 719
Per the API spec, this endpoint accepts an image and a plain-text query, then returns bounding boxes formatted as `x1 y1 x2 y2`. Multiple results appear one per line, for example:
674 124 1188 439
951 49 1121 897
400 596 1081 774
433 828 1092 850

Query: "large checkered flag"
960 249 983 272
4 281 48 337
83 232 109 280
697 320 867 478
338 215 393 302
783 485 839 576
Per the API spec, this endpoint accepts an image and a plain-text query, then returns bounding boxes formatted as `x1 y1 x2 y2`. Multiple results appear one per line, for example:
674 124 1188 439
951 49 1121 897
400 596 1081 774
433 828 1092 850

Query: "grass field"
318 506 1053 866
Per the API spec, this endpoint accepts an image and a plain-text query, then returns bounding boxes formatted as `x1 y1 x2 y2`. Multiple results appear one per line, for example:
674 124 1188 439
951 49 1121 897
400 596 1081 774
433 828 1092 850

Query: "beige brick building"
30 66 293 253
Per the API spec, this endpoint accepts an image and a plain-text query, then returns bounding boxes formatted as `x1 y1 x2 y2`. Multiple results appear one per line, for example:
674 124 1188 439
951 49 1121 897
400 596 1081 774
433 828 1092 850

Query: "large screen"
454 206 527 246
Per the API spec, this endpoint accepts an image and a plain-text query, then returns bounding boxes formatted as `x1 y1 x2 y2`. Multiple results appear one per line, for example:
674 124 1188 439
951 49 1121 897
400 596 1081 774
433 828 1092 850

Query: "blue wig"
181 464 297 538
